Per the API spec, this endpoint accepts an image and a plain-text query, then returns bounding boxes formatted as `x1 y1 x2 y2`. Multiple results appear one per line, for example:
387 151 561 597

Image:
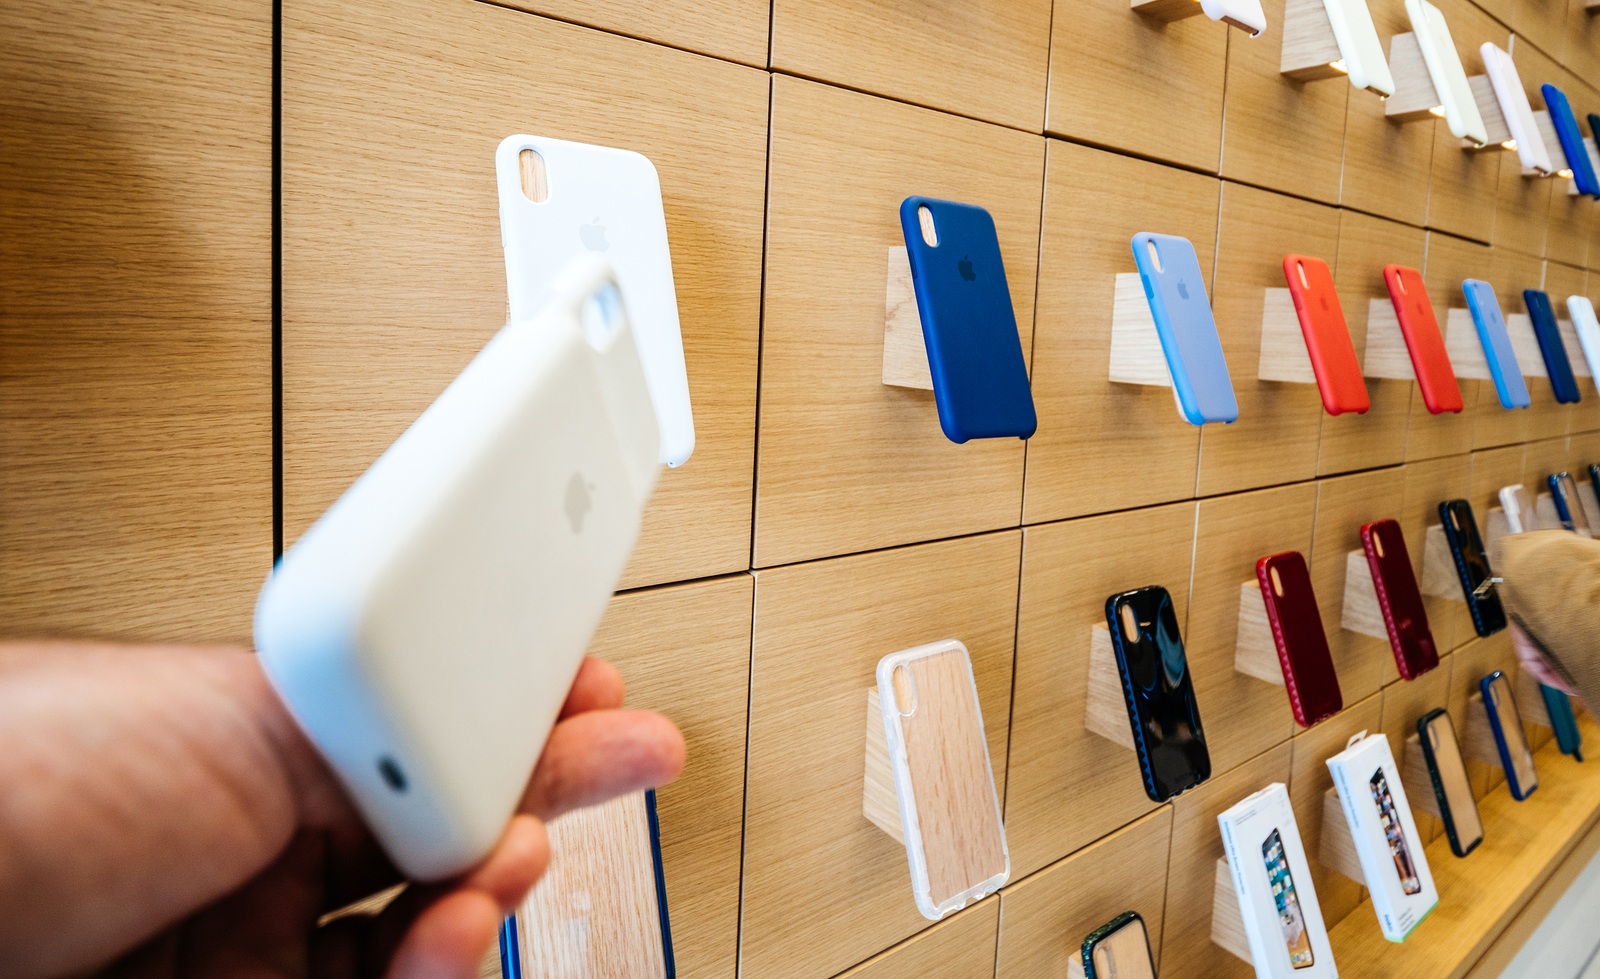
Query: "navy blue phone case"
1541 684 1583 761
1525 290 1581 404
1548 472 1584 531
899 197 1037 443
1543 85 1600 197
1481 671 1537 801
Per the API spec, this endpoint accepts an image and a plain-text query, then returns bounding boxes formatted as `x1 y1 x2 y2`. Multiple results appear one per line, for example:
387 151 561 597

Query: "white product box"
1218 783 1338 979
1326 732 1439 941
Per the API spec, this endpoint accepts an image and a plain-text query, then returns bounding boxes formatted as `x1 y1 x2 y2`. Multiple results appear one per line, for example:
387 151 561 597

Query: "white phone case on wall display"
1324 0 1394 97
1203 0 1267 36
1405 0 1487 145
496 133 694 468
1481 44 1555 174
1569 297 1600 383
255 256 661 882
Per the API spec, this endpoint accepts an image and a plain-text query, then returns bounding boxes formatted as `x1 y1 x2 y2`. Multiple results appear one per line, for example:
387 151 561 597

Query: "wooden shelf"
1327 713 1600 977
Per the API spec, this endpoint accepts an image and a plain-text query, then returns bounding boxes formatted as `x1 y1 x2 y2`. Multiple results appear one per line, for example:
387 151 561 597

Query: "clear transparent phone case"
876 640 1009 920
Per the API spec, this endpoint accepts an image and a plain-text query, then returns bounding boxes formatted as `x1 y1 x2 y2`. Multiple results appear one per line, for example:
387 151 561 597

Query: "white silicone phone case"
1324 0 1393 97
496 134 694 468
1202 0 1266 36
1481 43 1555 174
1500 484 1535 534
255 256 660 881
1405 0 1487 145
1568 296 1600 382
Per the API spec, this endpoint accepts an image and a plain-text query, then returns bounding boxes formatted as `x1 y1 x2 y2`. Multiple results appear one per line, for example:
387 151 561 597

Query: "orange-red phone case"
1382 264 1464 414
1282 254 1370 415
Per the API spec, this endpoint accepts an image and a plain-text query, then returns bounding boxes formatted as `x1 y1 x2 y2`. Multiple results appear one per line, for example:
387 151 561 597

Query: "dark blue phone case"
1525 290 1582 404
1543 85 1600 197
1463 280 1531 409
899 197 1037 443
1541 684 1583 761
1480 671 1537 801
1548 471 1582 530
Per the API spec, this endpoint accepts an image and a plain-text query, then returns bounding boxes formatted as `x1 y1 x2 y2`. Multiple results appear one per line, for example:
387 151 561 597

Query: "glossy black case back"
1438 500 1506 637
1105 586 1211 802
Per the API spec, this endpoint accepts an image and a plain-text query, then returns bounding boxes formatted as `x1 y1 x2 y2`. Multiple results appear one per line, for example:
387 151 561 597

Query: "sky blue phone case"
1461 279 1530 409
1129 233 1239 426
899 197 1037 443
1542 84 1600 198
1525 290 1582 404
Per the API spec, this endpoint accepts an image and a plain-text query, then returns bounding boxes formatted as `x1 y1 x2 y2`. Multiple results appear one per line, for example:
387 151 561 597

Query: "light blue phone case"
1462 279 1530 409
1129 233 1239 426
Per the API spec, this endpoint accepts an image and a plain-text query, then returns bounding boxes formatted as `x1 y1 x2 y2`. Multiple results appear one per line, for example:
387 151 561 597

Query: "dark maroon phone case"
1256 551 1343 727
1361 519 1440 680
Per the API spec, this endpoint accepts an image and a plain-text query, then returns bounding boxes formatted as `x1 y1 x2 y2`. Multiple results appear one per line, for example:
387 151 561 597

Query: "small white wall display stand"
1525 110 1568 179
1505 312 1549 378
1280 0 1347 82
1466 74 1516 148
883 246 932 390
1109 273 1174 388
1362 297 1416 380
1443 307 1493 381
1340 549 1390 640
1258 288 1318 384
1483 506 1512 568
1420 523 1466 602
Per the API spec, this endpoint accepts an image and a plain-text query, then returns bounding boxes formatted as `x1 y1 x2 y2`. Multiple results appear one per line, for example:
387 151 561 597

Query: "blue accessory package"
1462 279 1530 409
898 197 1037 443
1524 290 1582 404
1541 684 1583 761
1129 233 1239 426
1542 85 1600 197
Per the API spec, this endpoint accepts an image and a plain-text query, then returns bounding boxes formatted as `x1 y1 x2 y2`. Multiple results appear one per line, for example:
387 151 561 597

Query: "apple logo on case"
958 256 976 281
1177 280 1190 300
1320 297 1330 312
579 218 609 252
564 473 595 533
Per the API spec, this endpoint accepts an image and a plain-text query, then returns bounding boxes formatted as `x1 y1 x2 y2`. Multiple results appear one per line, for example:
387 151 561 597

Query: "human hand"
0 642 684 979
1511 621 1576 696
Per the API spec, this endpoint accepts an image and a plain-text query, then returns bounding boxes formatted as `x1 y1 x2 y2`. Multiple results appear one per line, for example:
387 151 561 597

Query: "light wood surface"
1470 75 1516 146
881 247 932 390
1413 232 1486 460
1236 581 1288 686
1340 0 1435 226
1386 32 1443 121
1546 260 1600 433
994 808 1172 978
1209 856 1255 964
864 689 904 844
1475 251 1545 449
1340 549 1390 641
756 75 1041 568
1420 524 1463 601
0 0 271 643
1319 785 1369 883
1403 733 1445 818
1258 288 1318 383
743 533 1019 979
1445 307 1493 380
1131 0 1210 21
1289 691 1382 926
1448 636 1518 798
1511 0 1571 81
1422 0 1505 241
1512 665 1552 731
1109 274 1176 387
833 901 1000 979
1280 0 1345 80
1362 297 1418 380
1491 41 1555 258
1543 89 1598 269
489 0 766 65
1086 626 1140 753
1311 468 1407 700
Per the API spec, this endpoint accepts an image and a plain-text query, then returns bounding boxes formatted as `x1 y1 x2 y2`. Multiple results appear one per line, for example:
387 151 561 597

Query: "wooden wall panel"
1339 0 1436 226
1399 455 1475 655
1512 0 1571 64
742 532 1019 979
1022 141 1214 525
1412 231 1486 461
1321 212 1423 476
756 75 1042 567
1007 503 1196 878
769 0 1053 131
589 576 752 979
490 0 767 65
1045 1 1227 172
1287 691 1382 931
995 809 1173 978
1467 444 1528 531
281 0 768 590
1311 467 1408 700
834 902 1000 979
1378 651 1455 846
1563 0 1600 85
1493 36 1556 257
1199 185 1336 496
1426 0 1506 244
1494 247 1568 445
0 0 271 644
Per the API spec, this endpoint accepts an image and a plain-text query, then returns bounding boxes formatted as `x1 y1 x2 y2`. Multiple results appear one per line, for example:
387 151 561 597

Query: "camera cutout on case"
517 148 549 203
1119 602 1141 643
916 205 938 247
891 664 919 718
1144 239 1164 274
1269 565 1284 596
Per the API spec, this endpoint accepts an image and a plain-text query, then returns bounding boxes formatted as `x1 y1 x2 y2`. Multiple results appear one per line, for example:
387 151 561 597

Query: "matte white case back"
1568 296 1600 383
1218 783 1337 979
1324 0 1393 97
1500 484 1536 534
496 134 694 468
1326 733 1439 941
1481 44 1555 174
255 256 660 881
1406 0 1488 144
1202 0 1267 35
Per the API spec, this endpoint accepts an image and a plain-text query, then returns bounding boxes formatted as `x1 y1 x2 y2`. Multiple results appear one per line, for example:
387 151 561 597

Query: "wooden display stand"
1280 0 1346 82
1210 856 1255 965
1258 288 1317 384
1420 523 1465 602
1401 734 1444 818
1514 667 1553 731
1563 316 1592 378
1385 32 1444 123
1362 297 1415 380
1235 581 1287 685
883 246 932 390
1466 75 1516 148
1525 111 1568 179
1109 273 1172 388
1319 788 1368 884
1340 549 1389 640
1505 312 1548 378
1534 492 1561 531
1442 307 1492 381
863 687 906 842
1130 0 1205 22
1483 506 1512 568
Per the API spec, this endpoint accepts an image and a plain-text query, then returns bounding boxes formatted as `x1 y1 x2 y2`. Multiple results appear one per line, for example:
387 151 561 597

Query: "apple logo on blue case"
579 218 610 252
1177 280 1190 300
958 255 976 281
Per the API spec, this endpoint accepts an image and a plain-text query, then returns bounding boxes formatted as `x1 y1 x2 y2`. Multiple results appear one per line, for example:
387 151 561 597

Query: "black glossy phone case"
1438 499 1507 638
1105 586 1211 802
1417 710 1482 858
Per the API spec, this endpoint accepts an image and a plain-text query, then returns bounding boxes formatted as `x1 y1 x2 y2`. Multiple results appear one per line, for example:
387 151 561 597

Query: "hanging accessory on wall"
1131 0 1267 36
1380 264 1464 414
1121 232 1240 426
1386 0 1488 145
1279 254 1371 414
1461 279 1531 409
1280 0 1394 97
1479 44 1557 176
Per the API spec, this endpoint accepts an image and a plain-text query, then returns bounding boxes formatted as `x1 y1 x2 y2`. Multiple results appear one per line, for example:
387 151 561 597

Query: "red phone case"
1282 255 1370 415
1360 519 1440 680
1382 265 1464 414
1257 551 1344 727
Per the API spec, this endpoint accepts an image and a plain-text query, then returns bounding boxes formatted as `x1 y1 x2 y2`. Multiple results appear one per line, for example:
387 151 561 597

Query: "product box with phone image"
1218 783 1337 979
1326 731 1438 941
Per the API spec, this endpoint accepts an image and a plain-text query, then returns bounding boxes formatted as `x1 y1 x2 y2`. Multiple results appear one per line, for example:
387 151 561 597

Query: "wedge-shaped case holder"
500 790 674 979
1505 307 1550 379
864 640 1009 920
1282 0 1394 96
1387 0 1487 144
496 134 693 467
1133 0 1266 35
1362 295 1421 381
1119 233 1239 425
895 198 1036 443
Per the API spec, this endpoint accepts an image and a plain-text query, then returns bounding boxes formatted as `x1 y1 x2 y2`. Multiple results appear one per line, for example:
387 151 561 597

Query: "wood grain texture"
487 0 767 65
1446 635 1518 798
1311 468 1407 701
587 574 751 979
1200 184 1333 495
756 76 1042 567
1317 786 1368 884
1339 0 1437 225
1219 0 1350 204
1490 38 1555 258
0 0 271 643
1563 0 1600 90
1544 90 1597 269
1363 298 1419 380
1446 306 1494 380
1209 856 1255 965
1280 0 1344 79
1377 651 1454 846
1421 526 1461 600
769 0 1053 132
1110 275 1177 387
280 0 767 590
1188 484 1311 771
1512 0 1571 65
1386 32 1443 121
1546 260 1600 433
1398 455 1474 654
1490 248 1566 447
881 247 933 390
1257 289 1318 384
994 809 1173 978
1425 1 1506 243
1160 743 1293 979
833 901 1000 979
1047 0 1227 171
1320 212 1423 476
743 533 1018 979
1007 503 1197 878
1413 232 1487 460
1023 140 1214 524
1461 817 1600 979
1287 690 1382 928
1087 626 1141 752
864 689 905 843
1402 733 1445 817
1236 581 1289 686
1340 549 1390 641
